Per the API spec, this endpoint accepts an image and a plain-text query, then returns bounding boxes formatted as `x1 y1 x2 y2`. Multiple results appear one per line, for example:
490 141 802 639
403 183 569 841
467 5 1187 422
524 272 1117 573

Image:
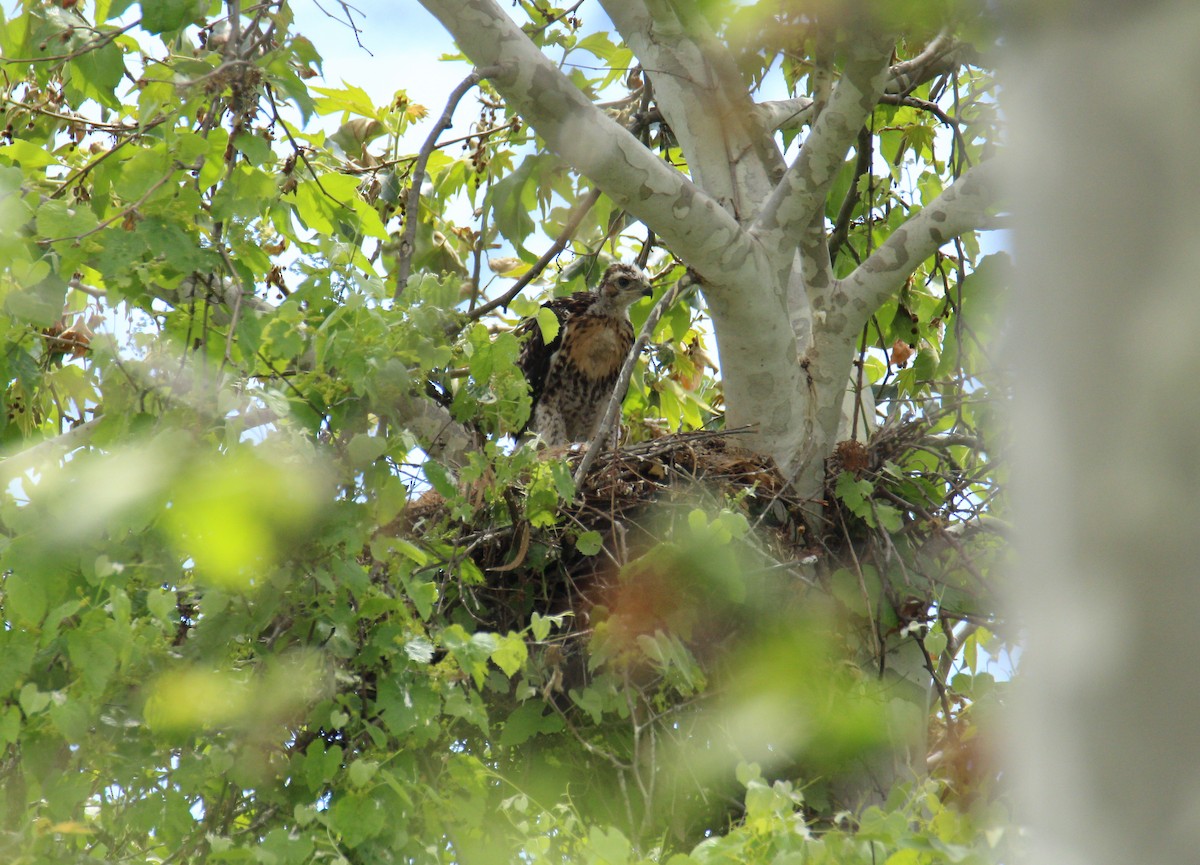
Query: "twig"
465 187 603 321
395 67 499 299
264 84 348 206
39 167 183 244
828 125 872 261
879 93 972 169
572 273 692 487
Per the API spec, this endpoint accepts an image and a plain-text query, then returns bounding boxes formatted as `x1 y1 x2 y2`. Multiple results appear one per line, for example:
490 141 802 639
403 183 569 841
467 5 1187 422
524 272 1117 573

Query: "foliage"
0 1 1013 863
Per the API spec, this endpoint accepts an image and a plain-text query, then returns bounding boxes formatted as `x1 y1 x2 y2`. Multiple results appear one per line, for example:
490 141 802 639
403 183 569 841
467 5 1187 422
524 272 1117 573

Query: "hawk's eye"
617 277 630 287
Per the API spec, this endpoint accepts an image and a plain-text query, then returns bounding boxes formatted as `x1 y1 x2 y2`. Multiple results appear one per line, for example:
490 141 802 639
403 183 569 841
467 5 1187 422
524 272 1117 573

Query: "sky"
291 2 464 135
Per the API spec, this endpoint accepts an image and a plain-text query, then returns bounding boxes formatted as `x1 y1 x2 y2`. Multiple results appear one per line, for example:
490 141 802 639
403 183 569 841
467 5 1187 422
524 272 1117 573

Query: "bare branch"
0 419 100 480
393 391 474 470
417 0 762 284
828 126 873 261
886 31 960 96
466 187 603 322
839 159 1002 334
755 33 970 135
395 67 496 298
754 96 816 134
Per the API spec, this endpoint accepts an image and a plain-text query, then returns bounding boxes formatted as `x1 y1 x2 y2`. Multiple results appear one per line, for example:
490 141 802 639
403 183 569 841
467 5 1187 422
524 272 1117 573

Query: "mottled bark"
416 0 998 497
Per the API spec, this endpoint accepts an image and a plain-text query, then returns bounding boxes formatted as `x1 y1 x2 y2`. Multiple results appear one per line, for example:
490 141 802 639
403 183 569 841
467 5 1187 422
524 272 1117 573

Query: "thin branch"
265 85 350 205
466 187 603 321
879 92 971 168
395 67 497 299
311 0 372 52
885 31 961 96
840 158 1002 335
754 33 967 135
0 418 100 478
0 21 136 64
754 96 815 134
828 126 873 261
572 273 692 487
39 167 184 244
48 115 169 200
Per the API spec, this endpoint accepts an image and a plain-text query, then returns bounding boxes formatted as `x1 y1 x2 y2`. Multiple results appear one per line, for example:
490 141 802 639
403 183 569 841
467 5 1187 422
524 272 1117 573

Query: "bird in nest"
515 263 653 446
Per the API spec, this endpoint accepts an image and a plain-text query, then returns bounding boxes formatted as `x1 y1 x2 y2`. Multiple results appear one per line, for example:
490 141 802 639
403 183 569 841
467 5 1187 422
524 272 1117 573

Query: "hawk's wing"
515 292 592 429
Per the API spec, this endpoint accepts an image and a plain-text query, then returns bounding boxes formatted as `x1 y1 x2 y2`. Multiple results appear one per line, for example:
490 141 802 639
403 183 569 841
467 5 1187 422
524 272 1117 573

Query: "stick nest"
388 429 813 639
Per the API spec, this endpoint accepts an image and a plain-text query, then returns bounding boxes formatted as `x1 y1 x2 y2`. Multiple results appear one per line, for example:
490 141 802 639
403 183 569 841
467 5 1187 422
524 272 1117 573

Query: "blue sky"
291 3 462 143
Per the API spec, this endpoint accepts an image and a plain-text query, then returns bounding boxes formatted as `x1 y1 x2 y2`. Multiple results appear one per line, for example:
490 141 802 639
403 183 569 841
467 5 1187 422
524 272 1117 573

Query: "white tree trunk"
1008 4 1200 863
417 0 998 498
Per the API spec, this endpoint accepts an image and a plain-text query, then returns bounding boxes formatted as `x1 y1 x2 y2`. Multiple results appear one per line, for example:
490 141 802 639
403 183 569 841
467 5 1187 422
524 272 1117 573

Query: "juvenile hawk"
517 263 652 445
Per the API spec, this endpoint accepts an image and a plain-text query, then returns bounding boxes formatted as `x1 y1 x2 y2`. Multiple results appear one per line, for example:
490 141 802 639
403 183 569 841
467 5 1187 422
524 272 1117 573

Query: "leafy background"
0 1 1013 863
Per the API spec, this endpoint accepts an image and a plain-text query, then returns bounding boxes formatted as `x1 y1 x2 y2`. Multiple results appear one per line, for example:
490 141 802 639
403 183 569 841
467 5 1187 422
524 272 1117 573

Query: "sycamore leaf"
535 307 559 344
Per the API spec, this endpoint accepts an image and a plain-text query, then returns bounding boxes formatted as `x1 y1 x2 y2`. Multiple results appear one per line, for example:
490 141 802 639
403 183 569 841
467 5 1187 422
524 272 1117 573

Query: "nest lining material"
388 429 813 640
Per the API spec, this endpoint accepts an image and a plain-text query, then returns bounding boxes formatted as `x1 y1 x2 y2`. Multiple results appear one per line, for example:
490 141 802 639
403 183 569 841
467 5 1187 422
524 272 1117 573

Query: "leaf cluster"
0 2 1013 863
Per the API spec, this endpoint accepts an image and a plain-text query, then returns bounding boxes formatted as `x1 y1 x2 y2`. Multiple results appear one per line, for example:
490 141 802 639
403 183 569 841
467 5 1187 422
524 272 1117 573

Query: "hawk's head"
596 263 652 307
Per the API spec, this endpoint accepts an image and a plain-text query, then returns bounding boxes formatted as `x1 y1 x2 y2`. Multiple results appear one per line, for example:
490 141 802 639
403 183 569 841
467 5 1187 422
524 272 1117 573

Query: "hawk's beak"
640 282 652 297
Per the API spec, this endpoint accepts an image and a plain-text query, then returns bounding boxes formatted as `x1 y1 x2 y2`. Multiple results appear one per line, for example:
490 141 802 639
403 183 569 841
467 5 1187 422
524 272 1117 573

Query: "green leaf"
924 628 948 659
348 433 388 467
329 791 386 848
0 705 20 747
575 530 603 556
18 683 50 716
486 157 544 253
0 140 56 168
146 588 177 625
499 700 563 748
5 273 67 328
403 636 435 664
68 40 125 109
874 503 904 533
232 130 274 166
586 825 631 865
140 0 206 34
835 472 872 518
530 611 568 642
536 306 560 344
490 632 528 678
4 569 47 627
404 579 438 621
347 759 378 788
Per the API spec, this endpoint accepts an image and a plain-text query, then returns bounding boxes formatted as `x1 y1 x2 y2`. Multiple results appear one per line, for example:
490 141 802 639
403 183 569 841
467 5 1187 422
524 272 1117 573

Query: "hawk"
516 263 653 446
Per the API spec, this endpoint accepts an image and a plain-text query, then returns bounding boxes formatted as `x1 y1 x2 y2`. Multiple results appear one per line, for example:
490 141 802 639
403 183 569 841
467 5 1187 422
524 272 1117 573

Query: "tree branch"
755 96 815 134
839 158 1002 334
466 187 603 322
417 0 763 284
828 126 873 262
393 391 474 470
600 0 782 216
755 33 969 135
751 43 892 286
0 419 100 480
395 67 496 299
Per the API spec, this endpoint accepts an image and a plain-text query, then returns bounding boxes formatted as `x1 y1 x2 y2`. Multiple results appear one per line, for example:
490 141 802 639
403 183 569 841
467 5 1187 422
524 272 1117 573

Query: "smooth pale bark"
1007 4 1200 863
839 159 1003 333
598 0 783 218
417 0 999 491
418 0 812 475
417 0 1004 814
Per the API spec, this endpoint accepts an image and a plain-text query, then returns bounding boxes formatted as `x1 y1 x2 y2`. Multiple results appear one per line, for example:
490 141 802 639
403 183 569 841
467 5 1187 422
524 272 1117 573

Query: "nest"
387 429 813 643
